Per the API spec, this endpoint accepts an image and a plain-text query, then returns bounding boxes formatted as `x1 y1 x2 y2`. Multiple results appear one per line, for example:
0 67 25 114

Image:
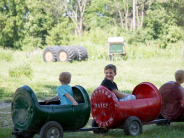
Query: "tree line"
0 0 183 50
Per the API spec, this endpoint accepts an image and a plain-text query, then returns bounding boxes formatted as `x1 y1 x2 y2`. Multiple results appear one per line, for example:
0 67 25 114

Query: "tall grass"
9 63 33 78
69 40 182 61
0 48 13 62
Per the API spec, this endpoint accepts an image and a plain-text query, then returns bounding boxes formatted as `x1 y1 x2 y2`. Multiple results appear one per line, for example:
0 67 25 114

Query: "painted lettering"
94 103 109 108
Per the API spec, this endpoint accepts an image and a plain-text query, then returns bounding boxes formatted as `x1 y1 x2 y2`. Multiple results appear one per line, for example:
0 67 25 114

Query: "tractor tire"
57 46 75 62
70 46 79 60
73 46 88 61
43 46 59 62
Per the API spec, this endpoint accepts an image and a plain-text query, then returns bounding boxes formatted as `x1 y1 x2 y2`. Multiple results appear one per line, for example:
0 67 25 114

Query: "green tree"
22 0 55 49
85 0 115 30
45 18 72 46
0 0 28 49
143 0 183 46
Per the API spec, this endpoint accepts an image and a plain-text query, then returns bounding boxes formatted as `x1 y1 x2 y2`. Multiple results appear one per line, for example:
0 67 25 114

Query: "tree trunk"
133 0 135 32
123 0 128 30
136 6 139 28
62 0 87 36
130 19 133 32
79 18 84 36
114 0 124 28
140 0 145 28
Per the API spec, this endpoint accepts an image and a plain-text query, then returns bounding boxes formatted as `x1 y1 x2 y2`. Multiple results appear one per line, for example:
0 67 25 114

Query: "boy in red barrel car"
101 64 136 101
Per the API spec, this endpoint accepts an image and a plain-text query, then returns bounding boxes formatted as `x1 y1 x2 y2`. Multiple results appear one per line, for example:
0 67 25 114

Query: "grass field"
0 46 184 137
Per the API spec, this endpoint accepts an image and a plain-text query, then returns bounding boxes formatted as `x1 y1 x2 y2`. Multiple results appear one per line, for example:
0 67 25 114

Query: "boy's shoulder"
57 84 71 90
101 78 118 90
102 78 116 84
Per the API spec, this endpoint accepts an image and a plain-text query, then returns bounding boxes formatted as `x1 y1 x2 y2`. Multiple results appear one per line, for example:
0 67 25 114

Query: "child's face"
104 69 116 81
182 77 184 84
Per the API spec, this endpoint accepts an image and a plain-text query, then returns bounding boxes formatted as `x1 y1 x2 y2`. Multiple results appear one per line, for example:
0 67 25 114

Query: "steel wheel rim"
129 121 139 136
47 127 60 138
59 52 67 61
45 52 53 62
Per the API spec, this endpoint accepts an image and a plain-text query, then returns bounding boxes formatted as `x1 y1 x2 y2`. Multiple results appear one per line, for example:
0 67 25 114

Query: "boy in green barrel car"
45 72 78 106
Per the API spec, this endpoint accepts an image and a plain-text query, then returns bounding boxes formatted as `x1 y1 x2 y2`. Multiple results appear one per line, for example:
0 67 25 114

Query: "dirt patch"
0 102 11 109
0 102 13 127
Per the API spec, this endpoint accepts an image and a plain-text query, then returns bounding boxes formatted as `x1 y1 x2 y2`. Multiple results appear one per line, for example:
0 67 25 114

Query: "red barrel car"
159 81 184 121
91 82 162 136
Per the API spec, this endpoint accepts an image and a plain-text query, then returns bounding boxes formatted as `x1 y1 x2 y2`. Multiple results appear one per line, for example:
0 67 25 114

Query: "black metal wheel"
40 121 63 138
13 126 34 138
124 116 142 136
91 119 109 134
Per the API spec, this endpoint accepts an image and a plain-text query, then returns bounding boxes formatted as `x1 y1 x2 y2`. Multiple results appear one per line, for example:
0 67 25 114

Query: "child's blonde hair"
59 72 71 84
175 70 184 82
104 64 117 73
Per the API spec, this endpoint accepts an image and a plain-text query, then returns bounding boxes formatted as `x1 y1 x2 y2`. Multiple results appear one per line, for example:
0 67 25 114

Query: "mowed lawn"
0 50 184 138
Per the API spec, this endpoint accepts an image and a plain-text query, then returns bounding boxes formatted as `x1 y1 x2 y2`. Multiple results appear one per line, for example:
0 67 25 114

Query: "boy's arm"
65 93 78 106
45 95 59 104
112 89 129 98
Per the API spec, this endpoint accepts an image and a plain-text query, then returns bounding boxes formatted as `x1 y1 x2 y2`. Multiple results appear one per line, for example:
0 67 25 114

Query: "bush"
127 28 154 45
126 43 181 60
9 63 33 78
22 35 43 50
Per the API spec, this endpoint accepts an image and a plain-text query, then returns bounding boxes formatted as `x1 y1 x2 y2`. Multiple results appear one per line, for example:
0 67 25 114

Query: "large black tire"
43 46 59 62
124 116 142 136
13 126 34 138
70 46 79 60
57 46 76 62
40 121 63 138
91 119 109 134
73 46 88 61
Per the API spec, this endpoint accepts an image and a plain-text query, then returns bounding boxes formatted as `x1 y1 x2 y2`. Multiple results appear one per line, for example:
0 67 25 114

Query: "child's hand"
44 99 50 104
72 102 78 106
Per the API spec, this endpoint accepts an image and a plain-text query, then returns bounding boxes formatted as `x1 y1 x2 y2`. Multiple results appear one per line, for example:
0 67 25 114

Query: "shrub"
127 28 154 45
22 35 43 50
9 63 33 78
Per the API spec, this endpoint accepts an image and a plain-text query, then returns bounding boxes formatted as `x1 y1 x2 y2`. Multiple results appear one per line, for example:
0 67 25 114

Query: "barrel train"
11 81 184 138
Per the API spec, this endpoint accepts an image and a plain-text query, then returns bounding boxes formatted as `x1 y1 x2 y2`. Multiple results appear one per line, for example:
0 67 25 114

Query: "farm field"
0 49 184 137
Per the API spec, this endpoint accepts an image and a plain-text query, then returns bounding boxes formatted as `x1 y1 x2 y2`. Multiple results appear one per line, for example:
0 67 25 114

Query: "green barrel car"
11 85 91 138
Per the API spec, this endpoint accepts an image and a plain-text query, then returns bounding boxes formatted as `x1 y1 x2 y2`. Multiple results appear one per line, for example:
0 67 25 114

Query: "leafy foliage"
46 18 71 46
0 0 183 49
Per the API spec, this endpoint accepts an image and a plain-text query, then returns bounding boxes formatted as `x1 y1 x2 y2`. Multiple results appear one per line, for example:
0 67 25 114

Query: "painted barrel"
91 82 161 128
11 85 90 132
159 81 184 121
